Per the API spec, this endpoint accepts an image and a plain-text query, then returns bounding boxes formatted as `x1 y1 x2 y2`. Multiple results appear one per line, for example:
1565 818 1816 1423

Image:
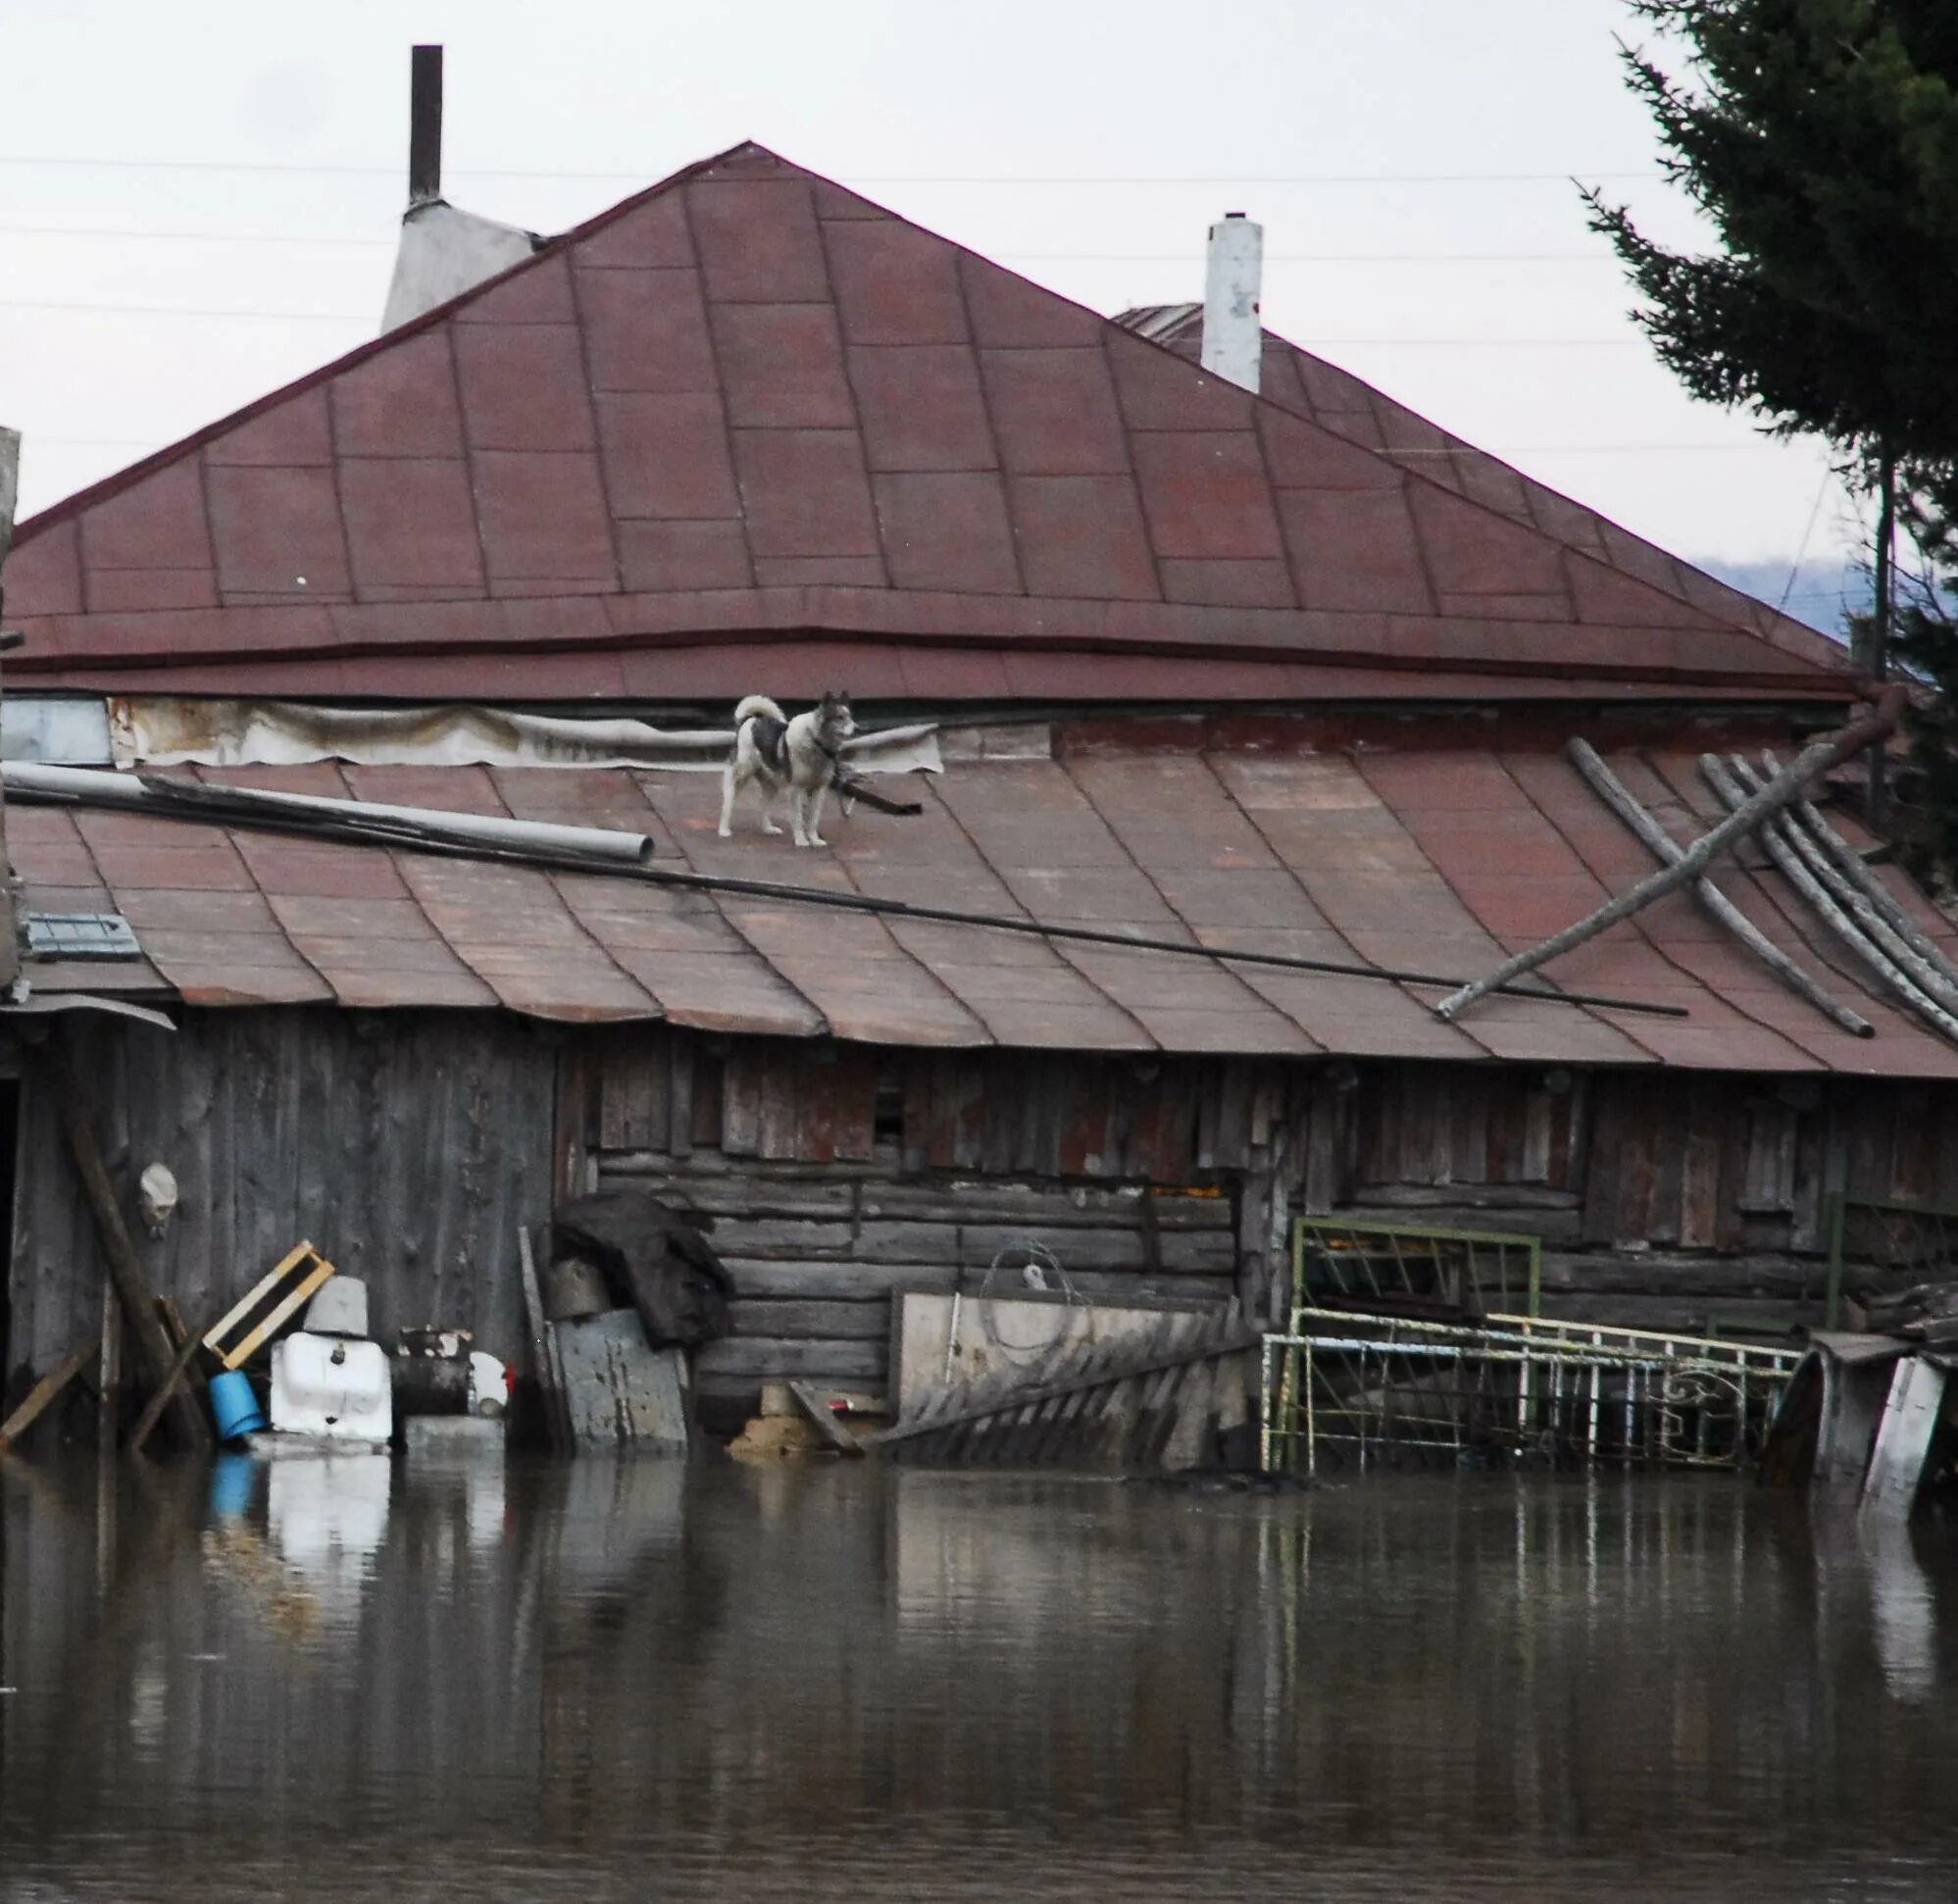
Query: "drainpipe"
408 43 444 208
1200 212 1263 394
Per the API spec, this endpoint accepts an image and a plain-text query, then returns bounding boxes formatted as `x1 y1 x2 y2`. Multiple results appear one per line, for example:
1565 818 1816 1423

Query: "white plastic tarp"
108 699 942 777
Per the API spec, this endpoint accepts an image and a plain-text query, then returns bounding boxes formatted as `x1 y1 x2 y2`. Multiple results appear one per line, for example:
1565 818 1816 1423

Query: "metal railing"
1824 1189 1958 1328
1260 1303 1803 1479
1292 1215 1542 1318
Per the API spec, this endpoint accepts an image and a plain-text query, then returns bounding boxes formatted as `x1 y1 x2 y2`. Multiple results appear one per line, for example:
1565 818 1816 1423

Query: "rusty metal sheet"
11 732 1958 1077
935 760 1310 1054
640 774 987 1048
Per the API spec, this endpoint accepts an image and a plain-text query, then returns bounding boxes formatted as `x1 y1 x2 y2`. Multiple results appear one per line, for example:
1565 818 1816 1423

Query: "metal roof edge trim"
7 601 1862 695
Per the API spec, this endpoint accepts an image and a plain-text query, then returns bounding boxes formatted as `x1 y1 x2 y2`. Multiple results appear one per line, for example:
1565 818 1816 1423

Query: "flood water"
2 1457 1955 1902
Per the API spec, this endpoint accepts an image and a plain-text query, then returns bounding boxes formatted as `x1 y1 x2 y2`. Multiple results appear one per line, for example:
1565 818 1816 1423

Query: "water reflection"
2 1457 1956 1901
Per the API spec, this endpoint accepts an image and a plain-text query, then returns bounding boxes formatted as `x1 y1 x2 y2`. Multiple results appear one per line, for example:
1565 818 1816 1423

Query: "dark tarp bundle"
550 1189 733 1349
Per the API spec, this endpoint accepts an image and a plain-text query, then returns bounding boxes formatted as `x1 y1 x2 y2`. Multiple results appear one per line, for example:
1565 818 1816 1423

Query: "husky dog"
717 691 855 847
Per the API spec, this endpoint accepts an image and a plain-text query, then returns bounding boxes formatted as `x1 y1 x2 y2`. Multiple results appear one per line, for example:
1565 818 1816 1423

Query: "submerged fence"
1264 1216 1801 1478
1292 1216 1542 1317
1259 1310 1802 1478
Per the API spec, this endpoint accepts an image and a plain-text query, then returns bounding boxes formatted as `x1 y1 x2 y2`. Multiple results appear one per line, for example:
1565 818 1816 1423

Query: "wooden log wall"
11 1004 1958 1423
582 1031 1958 1411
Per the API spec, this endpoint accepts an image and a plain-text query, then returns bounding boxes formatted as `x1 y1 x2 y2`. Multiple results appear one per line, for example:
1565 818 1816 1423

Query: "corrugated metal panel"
5 1007 557 1381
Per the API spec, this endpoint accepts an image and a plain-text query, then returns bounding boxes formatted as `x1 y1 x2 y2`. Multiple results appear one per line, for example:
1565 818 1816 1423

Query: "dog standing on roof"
718 692 856 847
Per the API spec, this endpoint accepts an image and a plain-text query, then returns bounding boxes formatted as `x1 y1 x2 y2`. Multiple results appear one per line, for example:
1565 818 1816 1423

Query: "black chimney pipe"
408 45 443 206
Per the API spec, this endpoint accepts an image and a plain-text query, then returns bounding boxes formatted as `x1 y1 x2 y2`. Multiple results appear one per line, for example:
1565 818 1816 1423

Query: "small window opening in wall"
873 1075 905 1149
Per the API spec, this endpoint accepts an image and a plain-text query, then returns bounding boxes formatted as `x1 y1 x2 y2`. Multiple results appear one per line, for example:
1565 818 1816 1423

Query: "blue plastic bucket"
208 1369 267 1442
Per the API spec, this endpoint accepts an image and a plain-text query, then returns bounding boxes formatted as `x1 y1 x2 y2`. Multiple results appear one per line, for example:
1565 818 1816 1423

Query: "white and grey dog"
717 692 856 847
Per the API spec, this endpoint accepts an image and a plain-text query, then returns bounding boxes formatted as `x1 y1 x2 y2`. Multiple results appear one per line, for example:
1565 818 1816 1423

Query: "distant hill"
1693 560 1863 639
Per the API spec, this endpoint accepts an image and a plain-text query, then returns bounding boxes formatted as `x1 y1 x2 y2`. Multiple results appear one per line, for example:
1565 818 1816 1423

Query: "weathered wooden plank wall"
12 1004 1958 1416
3 1008 557 1398
581 1033 1958 1405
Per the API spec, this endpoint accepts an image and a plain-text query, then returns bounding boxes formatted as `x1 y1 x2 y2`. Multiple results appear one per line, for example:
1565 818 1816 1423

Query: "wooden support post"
0 1338 93 1455
518 1224 571 1456
127 1313 213 1460
49 1047 209 1454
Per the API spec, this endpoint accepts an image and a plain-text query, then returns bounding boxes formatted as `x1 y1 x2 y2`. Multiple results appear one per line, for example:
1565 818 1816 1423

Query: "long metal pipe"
3 761 655 865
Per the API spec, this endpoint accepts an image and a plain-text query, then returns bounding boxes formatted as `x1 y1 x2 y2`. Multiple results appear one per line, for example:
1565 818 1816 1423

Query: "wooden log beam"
1569 738 1872 1037
49 1047 210 1454
1434 688 1905 1023
126 1313 213 1459
0 1338 93 1455
1701 754 1958 1045
1775 756 1958 992
1726 752 1958 1018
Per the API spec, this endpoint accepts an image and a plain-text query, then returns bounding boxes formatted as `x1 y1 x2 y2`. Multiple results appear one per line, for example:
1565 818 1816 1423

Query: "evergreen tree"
1582 1 1958 677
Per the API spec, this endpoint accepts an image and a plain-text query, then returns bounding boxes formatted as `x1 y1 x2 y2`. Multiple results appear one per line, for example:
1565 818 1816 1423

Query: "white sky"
0 0 1864 614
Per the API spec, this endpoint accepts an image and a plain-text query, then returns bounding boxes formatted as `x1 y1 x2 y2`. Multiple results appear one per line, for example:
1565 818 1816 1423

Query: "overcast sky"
0 0 1864 626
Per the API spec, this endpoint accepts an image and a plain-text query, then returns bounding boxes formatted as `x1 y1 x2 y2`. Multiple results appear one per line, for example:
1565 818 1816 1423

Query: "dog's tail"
732 694 785 727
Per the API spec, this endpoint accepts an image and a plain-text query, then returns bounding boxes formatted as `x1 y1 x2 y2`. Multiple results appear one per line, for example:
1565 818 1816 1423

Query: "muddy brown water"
1 1456 1955 1901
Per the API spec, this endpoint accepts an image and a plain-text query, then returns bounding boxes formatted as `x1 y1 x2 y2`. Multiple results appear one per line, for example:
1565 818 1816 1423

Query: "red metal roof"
17 730 1958 1077
1117 304 1847 677
4 143 1856 708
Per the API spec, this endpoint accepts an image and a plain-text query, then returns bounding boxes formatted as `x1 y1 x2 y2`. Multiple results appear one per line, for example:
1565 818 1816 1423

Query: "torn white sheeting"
108 700 943 777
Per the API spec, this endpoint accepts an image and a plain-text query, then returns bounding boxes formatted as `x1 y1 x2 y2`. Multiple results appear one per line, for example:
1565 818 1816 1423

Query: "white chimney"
380 45 538 333
1200 212 1263 394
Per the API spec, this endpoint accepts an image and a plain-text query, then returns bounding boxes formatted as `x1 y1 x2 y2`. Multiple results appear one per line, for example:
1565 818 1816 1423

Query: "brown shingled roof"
4 142 1856 707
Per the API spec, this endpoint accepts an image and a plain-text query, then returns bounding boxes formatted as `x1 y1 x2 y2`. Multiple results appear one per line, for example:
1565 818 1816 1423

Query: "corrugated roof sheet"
15 740 1958 1077
5 143 1856 708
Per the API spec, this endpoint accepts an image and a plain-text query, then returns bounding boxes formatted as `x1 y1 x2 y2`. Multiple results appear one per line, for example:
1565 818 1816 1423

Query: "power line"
0 225 1614 264
0 297 367 322
0 154 1661 184
0 294 1646 341
0 225 394 247
1778 472 1835 614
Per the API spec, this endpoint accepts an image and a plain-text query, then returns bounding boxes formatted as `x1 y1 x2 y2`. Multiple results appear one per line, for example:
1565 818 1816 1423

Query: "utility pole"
0 427 20 991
